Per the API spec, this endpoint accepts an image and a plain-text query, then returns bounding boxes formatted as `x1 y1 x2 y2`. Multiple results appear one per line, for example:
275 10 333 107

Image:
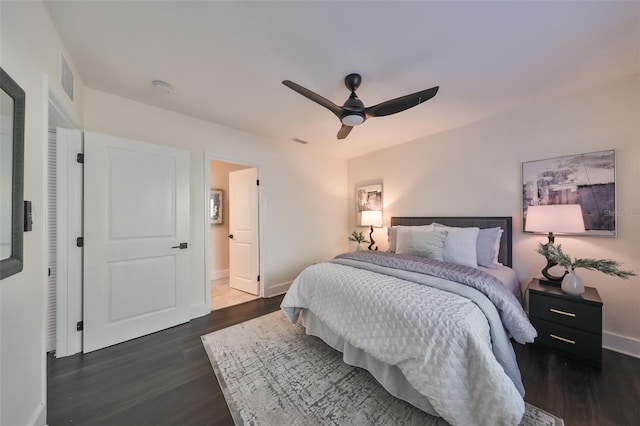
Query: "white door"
55 127 83 357
228 168 260 295
83 131 190 353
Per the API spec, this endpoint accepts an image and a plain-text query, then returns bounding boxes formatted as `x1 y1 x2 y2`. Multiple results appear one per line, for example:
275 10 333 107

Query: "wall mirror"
0 67 25 279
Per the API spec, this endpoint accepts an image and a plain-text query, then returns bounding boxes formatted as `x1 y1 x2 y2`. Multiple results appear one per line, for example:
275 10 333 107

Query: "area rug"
202 311 563 426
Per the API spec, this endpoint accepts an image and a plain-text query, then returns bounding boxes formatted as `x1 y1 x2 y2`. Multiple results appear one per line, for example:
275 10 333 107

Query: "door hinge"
76 321 83 331
76 237 84 247
257 275 260 282
77 153 84 163
256 179 260 186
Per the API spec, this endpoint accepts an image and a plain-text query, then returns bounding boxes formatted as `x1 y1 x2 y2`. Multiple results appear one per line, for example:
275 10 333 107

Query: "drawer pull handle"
550 334 576 345
550 308 576 317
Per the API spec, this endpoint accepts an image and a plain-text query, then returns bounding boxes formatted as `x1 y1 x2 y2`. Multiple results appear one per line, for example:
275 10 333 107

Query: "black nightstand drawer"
529 291 602 334
531 317 602 362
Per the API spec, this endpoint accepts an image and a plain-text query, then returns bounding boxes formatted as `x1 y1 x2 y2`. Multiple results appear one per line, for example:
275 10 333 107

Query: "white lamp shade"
525 204 586 234
360 210 383 227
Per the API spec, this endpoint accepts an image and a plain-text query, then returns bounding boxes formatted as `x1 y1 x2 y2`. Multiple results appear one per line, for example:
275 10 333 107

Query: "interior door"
83 131 190 353
228 167 259 295
55 127 83 357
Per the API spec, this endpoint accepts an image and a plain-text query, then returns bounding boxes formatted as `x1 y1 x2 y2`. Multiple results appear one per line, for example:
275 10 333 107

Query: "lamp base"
367 225 378 251
540 239 568 282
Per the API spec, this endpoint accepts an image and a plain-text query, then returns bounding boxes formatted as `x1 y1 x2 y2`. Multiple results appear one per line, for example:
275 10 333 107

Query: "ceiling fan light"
341 114 364 126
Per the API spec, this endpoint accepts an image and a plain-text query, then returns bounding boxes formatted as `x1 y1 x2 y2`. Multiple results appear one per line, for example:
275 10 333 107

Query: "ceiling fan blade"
337 124 353 139
282 80 343 117
365 86 439 118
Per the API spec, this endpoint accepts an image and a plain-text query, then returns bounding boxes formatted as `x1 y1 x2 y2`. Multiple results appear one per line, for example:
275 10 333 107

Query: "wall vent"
290 137 309 145
61 54 74 101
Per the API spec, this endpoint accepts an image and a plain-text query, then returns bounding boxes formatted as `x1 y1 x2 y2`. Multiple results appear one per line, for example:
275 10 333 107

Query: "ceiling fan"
282 73 439 140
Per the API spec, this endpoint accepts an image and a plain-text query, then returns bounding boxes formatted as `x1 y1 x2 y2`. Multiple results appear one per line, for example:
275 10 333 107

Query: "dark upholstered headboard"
390 217 513 267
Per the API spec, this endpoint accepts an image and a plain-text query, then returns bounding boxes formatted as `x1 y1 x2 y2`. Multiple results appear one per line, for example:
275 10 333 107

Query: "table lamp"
360 210 383 251
525 204 585 283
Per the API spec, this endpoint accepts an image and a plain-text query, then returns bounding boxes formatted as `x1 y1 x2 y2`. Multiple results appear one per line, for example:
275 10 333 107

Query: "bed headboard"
390 217 513 267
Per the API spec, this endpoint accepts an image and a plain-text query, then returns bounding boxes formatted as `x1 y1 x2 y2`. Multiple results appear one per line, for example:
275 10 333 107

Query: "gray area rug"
202 311 563 426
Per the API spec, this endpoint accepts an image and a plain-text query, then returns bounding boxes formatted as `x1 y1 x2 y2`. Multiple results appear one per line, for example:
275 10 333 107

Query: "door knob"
171 242 188 249
228 234 234 239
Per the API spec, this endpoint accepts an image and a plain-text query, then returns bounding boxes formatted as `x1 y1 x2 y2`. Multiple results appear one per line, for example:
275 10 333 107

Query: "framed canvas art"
522 150 616 236
356 183 382 226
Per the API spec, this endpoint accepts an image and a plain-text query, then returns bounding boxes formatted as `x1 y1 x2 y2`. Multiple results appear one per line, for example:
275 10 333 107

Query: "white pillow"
396 228 448 261
387 224 435 253
434 224 480 268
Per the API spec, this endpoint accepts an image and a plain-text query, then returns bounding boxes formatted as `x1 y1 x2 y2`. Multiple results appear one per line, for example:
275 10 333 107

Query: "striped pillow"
387 224 435 253
396 228 448 261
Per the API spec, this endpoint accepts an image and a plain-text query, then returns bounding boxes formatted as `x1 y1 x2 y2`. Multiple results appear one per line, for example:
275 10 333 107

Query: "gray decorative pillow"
396 228 448 261
477 227 503 268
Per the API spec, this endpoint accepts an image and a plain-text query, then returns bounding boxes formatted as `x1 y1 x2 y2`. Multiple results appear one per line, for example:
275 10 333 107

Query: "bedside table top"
529 278 603 306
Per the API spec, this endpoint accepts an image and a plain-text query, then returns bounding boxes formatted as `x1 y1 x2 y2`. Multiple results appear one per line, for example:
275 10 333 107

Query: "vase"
356 245 362 252
561 269 585 296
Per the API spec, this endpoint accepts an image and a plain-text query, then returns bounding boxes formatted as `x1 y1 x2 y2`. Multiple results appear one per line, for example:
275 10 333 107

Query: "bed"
281 217 536 426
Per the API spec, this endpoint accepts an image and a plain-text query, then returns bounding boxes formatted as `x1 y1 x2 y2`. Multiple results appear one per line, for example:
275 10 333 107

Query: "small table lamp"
525 204 585 283
360 210 383 251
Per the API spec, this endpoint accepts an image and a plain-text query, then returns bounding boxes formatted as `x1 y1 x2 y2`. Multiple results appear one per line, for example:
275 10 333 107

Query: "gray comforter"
281 252 537 425
334 251 537 344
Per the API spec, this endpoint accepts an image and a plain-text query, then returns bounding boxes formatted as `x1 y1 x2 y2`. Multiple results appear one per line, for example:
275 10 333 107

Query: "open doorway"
208 159 260 310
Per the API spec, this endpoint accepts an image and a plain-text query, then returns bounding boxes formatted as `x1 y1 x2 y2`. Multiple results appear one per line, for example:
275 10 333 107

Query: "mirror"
0 67 25 279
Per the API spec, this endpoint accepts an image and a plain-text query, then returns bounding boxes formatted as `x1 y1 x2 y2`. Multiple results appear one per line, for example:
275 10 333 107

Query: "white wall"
348 76 640 355
209 160 248 279
0 2 85 425
83 88 348 311
0 4 346 423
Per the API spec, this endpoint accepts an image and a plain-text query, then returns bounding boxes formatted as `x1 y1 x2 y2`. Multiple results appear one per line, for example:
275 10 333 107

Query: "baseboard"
211 269 229 280
27 401 46 426
264 281 293 298
603 331 640 358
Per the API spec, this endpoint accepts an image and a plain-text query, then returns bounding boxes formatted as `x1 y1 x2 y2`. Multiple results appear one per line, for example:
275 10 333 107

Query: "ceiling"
44 1 639 159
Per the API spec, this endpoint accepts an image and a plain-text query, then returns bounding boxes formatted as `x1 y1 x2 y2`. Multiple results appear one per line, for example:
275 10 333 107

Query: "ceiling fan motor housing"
341 91 365 126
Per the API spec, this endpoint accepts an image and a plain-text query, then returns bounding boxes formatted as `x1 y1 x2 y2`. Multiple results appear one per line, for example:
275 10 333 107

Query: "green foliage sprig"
348 230 369 244
537 242 635 279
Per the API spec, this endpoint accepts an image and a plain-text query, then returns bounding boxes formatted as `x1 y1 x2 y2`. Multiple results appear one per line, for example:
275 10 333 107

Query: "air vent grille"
61 54 74 101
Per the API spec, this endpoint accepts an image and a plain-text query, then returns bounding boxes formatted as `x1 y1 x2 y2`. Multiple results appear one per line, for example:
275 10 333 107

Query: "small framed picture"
210 189 223 225
356 183 383 226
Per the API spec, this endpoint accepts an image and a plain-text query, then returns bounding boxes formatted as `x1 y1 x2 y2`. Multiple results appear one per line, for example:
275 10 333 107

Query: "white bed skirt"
301 309 440 417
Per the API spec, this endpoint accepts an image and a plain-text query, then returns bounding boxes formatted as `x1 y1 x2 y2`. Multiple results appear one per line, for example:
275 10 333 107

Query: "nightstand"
528 278 603 363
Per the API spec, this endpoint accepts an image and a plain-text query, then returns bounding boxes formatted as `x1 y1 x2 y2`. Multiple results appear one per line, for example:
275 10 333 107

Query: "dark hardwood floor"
48 296 639 426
